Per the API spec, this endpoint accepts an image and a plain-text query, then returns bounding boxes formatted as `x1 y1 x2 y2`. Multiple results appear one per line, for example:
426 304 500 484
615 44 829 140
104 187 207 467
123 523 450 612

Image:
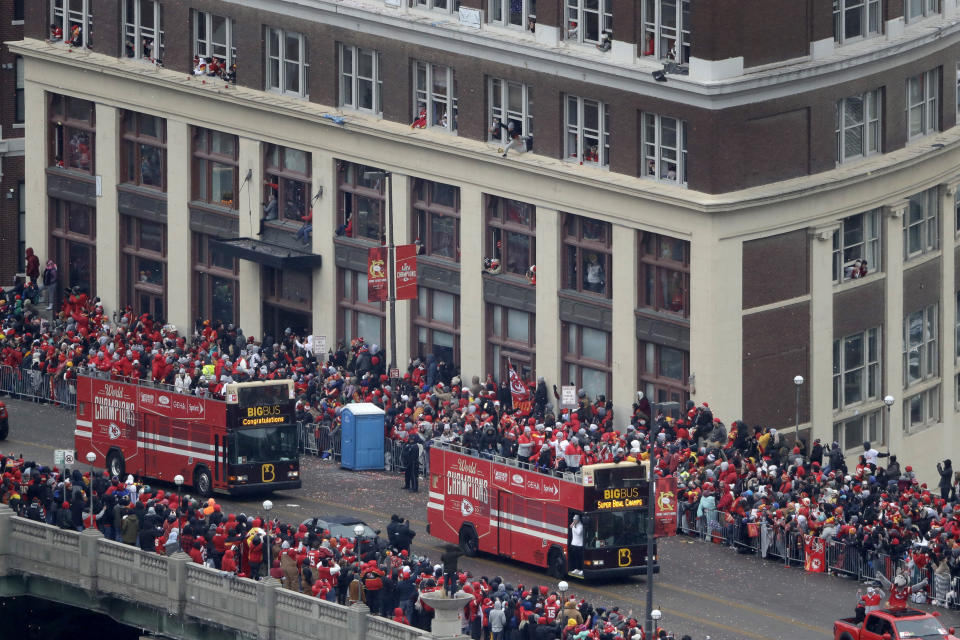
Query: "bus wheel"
548 548 566 579
194 467 213 498
459 527 479 557
106 451 124 479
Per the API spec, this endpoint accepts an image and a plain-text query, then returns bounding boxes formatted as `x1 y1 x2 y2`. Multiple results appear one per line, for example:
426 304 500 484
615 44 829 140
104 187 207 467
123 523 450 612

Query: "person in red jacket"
221 548 238 574
248 535 265 579
392 607 409 625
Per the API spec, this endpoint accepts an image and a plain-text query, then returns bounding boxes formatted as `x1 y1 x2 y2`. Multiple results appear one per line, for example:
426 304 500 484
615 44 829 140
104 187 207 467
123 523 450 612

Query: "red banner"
395 244 418 301
507 365 530 412
654 476 678 538
803 534 825 573
367 247 387 302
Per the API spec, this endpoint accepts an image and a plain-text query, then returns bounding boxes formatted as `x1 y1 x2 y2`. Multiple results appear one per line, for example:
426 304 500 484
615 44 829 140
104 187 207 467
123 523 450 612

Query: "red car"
835 608 957 640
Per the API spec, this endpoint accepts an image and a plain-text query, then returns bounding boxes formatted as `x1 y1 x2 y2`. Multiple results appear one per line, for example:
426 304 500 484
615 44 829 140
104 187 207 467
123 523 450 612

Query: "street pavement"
4 395 960 640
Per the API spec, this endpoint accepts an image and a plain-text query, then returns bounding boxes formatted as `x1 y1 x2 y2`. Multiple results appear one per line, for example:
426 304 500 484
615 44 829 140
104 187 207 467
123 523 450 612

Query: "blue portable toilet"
340 403 385 471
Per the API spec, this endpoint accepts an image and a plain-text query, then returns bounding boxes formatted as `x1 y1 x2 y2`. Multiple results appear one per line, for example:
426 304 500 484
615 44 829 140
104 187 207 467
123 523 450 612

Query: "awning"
211 238 323 270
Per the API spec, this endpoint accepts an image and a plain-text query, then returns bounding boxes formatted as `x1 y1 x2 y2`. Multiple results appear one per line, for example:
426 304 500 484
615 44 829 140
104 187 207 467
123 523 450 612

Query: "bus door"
141 413 161 477
497 491 512 558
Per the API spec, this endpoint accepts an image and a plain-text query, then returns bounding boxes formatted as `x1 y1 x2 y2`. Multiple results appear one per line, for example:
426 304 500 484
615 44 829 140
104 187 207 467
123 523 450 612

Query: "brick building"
11 0 960 469
0 0 25 284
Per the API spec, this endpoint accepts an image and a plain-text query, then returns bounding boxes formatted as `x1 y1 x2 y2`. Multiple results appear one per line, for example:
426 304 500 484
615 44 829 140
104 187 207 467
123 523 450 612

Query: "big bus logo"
261 464 275 482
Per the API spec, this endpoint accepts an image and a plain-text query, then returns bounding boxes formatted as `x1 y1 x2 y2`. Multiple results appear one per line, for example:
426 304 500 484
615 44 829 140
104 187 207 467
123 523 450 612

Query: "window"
905 0 939 22
836 89 882 163
488 78 533 147
14 0 23 21
50 0 93 48
49 94 95 173
906 69 939 140
412 0 461 12
337 160 386 243
488 304 535 382
956 291 960 360
50 199 96 296
957 61 960 116
194 11 237 70
642 113 687 185
266 27 309 98
905 386 939 429
486 196 536 276
413 289 460 366
17 183 25 272
639 342 689 407
903 187 939 259
639 231 689 316
123 0 163 62
489 0 536 28
122 216 166 319
563 213 611 297
565 96 609 166
339 44 382 114
194 233 238 325
262 266 312 337
642 0 691 63
264 144 312 222
414 62 457 133
832 410 882 451
412 178 460 260
833 328 881 409
563 323 611 399
14 57 23 124
904 304 938 386
339 269 385 347
833 0 881 43
566 0 611 44
122 111 166 190
832 209 881 282
192 127 238 209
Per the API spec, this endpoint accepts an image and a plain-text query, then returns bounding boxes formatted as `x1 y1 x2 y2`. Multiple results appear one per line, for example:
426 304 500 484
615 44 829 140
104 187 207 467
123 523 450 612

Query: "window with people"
638 341 689 409
565 96 609 167
642 113 687 186
192 127 238 210
264 144 312 224
562 213 611 297
123 0 163 63
413 288 460 367
122 110 166 191
832 209 881 283
565 0 611 45
49 0 93 48
336 160 386 243
488 78 533 155
49 94 95 174
641 0 691 63
413 62 457 133
489 0 536 30
193 11 237 83
485 195 535 277
639 231 689 316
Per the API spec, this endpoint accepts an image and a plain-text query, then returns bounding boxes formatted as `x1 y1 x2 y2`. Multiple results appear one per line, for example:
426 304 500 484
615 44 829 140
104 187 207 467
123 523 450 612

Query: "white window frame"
565 96 609 167
642 113 687 186
414 62 457 133
955 290 960 361
266 27 309 99
489 0 536 28
123 0 163 62
50 0 93 48
642 0 691 63
339 44 382 115
833 328 881 410
566 0 612 45
904 304 939 387
956 61 960 116
14 57 23 125
905 0 940 22
412 0 460 13
832 209 881 283
194 10 236 69
906 69 939 140
836 89 882 164
833 0 882 44
905 386 939 430
833 410 882 451
903 187 939 260
488 78 533 144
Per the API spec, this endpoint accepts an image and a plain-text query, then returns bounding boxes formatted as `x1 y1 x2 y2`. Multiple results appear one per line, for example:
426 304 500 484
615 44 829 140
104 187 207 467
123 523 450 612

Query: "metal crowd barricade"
0 364 77 409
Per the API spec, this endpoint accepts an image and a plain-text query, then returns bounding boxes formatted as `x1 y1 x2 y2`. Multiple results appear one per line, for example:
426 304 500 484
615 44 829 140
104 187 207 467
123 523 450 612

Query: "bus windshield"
230 425 298 463
584 510 648 548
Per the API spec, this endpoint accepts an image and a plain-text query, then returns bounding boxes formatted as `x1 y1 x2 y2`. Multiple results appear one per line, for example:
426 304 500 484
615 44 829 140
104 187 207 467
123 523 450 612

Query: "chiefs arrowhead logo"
460 499 475 517
108 423 121 440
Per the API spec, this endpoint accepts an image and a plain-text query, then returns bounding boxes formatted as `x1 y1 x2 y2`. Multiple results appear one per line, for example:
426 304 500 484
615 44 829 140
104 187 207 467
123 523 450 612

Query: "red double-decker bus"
74 375 300 496
428 442 667 580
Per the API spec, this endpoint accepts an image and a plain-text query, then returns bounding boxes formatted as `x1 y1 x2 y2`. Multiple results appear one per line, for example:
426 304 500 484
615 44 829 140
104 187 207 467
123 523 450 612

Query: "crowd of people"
2 259 959 635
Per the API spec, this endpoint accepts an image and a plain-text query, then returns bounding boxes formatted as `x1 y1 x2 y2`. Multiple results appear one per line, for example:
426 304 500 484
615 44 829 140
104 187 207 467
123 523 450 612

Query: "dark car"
301 515 386 555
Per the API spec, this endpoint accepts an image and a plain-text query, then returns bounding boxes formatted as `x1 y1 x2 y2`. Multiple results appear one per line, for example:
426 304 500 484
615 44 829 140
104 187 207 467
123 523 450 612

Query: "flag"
507 365 531 414
395 244 418 301
803 534 825 573
654 476 678 538
367 247 387 302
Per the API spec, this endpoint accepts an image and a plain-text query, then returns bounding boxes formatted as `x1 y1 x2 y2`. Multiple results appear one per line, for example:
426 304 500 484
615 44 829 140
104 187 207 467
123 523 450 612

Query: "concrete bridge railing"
0 505 441 640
